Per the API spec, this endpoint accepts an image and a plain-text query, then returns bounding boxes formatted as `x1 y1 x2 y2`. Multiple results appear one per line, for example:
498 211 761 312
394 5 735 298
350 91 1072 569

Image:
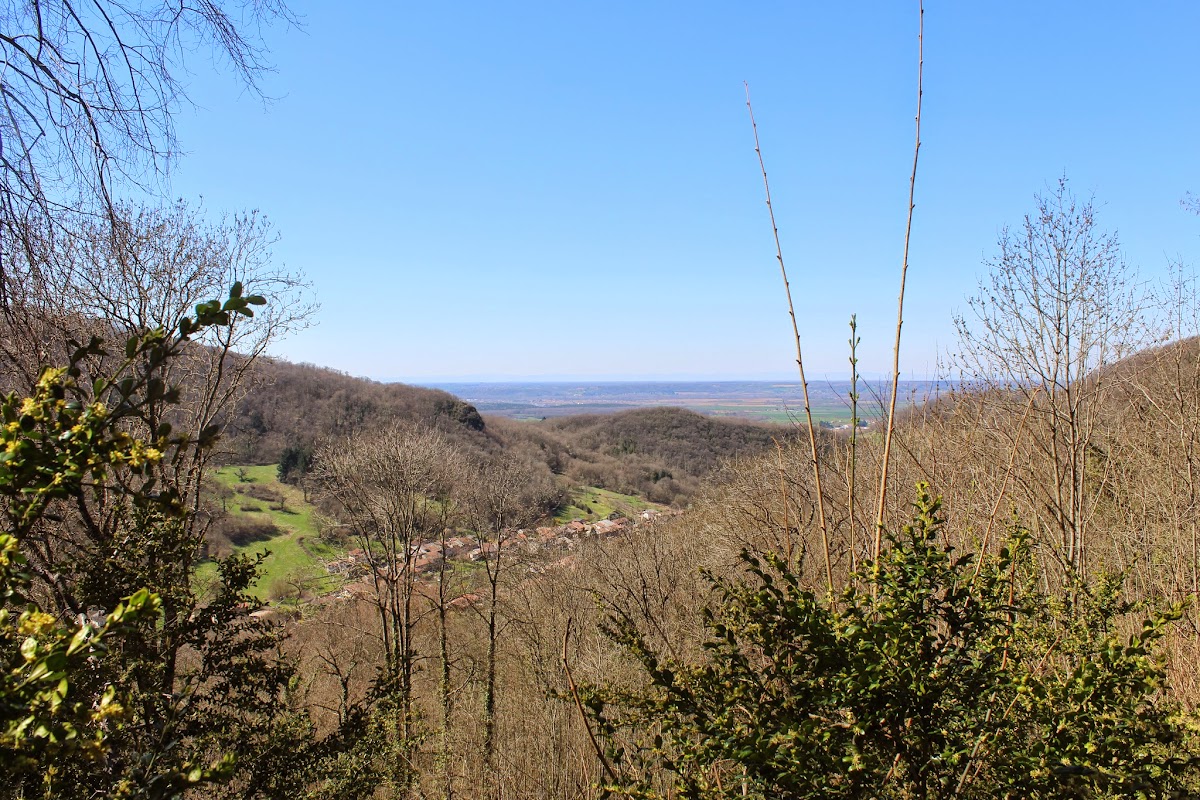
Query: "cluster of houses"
322 508 677 584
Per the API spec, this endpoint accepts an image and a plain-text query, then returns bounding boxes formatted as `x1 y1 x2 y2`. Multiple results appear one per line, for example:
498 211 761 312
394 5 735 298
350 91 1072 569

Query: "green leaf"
19 635 38 661
66 626 93 656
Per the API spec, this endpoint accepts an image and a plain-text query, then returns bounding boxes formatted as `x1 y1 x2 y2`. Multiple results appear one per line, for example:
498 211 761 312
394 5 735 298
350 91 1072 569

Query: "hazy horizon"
400 373 934 385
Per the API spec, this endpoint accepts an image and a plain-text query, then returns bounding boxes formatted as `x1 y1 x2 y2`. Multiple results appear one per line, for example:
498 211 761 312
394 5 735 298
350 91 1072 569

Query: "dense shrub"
278 443 316 485
592 486 1200 799
213 518 280 548
243 483 284 505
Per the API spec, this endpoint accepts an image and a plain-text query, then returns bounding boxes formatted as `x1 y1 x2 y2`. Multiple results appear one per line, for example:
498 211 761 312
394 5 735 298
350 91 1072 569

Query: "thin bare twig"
775 438 793 562
972 388 1039 585
745 81 833 594
874 0 925 559
848 314 860 568
561 619 617 784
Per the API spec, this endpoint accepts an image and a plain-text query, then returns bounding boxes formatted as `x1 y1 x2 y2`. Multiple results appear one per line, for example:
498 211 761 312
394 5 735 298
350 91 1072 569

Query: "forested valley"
4 1 1200 798
9 192 1200 797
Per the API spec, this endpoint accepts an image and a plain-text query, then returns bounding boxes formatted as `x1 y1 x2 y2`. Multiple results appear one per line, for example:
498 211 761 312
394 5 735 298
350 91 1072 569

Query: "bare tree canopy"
0 2 312 449
0 0 294 304
952 178 1150 391
950 179 1154 574
0 0 291 204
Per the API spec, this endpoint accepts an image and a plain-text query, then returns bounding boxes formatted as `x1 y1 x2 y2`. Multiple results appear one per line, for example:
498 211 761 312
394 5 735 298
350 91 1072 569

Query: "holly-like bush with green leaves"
0 285 289 798
591 485 1200 799
0 532 158 769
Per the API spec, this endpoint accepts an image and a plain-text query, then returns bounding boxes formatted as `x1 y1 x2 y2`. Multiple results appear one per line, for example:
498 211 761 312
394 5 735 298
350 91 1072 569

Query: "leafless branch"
874 0 924 557
744 81 833 594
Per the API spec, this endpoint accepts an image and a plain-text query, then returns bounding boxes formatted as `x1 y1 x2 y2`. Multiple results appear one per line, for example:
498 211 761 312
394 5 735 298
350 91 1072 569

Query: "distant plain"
425 380 943 424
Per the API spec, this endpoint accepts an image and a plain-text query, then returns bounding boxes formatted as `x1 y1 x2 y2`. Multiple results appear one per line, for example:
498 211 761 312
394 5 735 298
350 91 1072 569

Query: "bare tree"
0 201 313 547
460 452 555 781
315 422 463 792
0 0 294 305
0 197 310 631
0 0 308 539
951 179 1151 575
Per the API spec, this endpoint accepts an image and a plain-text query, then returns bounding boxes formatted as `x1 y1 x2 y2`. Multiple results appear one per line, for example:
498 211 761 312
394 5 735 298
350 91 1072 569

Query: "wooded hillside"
223 358 797 507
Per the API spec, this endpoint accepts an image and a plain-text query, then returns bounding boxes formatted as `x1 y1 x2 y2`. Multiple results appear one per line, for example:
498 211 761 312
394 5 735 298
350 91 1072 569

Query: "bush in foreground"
592 485 1200 799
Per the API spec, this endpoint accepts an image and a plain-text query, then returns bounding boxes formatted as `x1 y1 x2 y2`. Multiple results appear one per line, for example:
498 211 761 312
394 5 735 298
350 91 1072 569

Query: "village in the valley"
321 508 683 601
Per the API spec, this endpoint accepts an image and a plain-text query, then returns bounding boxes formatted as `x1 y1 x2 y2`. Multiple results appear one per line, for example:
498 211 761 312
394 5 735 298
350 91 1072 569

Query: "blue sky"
167 2 1200 381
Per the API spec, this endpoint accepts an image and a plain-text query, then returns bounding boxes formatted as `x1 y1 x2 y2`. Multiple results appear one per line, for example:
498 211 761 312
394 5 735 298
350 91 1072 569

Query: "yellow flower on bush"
126 441 163 468
18 611 58 636
34 367 66 392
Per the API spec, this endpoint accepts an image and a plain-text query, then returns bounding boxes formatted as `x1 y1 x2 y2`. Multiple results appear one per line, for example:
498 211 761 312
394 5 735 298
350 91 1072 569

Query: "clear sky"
166 1 1200 382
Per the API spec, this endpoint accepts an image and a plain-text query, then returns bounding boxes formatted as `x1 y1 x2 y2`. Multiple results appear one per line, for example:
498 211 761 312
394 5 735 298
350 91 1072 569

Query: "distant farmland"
424 380 943 424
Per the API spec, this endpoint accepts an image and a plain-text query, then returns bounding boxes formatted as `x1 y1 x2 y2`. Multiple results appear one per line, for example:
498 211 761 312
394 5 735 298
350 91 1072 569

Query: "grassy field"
201 467 663 601
554 485 660 524
702 405 853 424
200 464 343 601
